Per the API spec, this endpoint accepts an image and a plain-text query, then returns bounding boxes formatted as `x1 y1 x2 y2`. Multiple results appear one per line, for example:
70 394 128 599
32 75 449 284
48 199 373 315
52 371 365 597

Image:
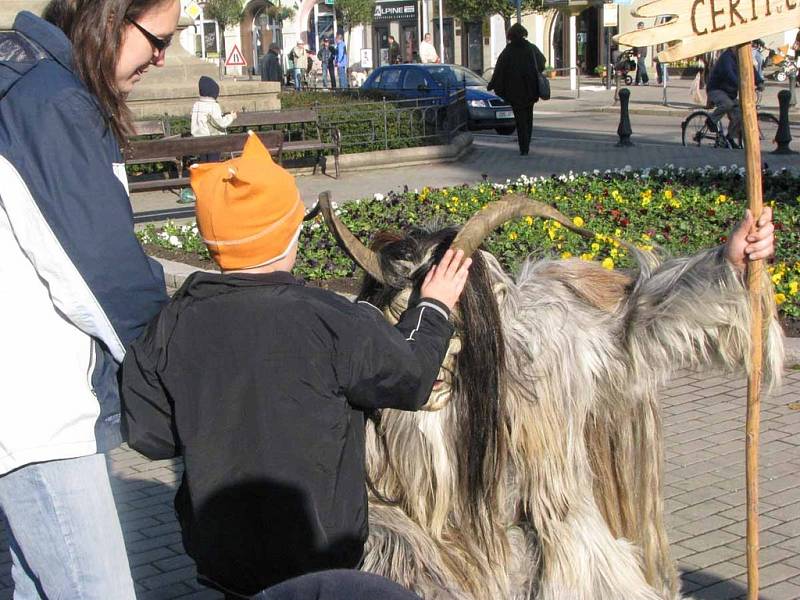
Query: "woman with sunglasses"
0 1 178 597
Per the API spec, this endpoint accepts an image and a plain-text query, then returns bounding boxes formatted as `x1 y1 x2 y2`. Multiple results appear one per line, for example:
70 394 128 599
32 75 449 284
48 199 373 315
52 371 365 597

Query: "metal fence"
279 89 469 154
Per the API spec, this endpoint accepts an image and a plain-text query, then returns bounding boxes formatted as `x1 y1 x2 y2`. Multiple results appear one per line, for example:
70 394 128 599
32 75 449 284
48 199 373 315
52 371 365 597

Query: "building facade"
176 0 800 83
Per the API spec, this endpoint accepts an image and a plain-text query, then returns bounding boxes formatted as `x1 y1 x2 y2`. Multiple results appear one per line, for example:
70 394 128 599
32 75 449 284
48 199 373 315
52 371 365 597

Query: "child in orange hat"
120 132 471 598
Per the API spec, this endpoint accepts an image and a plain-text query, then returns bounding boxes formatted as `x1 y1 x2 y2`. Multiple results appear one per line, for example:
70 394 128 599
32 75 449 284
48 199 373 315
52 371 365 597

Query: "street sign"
616 0 800 62
225 44 247 67
184 1 201 20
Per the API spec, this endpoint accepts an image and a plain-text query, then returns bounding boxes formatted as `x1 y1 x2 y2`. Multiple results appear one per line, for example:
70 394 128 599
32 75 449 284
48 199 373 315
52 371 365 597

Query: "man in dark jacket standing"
121 133 471 597
634 22 649 85
488 23 546 155
260 43 283 82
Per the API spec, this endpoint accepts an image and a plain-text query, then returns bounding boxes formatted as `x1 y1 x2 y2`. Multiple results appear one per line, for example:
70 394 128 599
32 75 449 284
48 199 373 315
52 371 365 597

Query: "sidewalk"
1 364 796 600
544 76 798 118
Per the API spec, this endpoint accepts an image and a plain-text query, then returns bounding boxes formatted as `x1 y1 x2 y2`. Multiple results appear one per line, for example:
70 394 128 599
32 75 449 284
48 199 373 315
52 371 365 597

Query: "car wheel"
624 75 633 85
495 126 516 135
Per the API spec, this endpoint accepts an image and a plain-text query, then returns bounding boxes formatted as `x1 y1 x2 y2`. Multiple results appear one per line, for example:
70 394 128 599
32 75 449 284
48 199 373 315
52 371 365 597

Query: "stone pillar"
1 2 49 28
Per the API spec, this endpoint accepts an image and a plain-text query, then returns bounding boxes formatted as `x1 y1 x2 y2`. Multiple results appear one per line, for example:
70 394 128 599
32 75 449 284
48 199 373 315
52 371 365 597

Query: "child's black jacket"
121 271 453 596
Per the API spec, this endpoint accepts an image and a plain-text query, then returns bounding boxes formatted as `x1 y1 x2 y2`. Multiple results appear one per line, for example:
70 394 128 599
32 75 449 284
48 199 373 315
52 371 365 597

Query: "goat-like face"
384 286 463 411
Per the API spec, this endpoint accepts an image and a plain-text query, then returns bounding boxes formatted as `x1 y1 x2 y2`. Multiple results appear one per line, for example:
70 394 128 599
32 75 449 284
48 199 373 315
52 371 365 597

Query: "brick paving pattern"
1 366 798 599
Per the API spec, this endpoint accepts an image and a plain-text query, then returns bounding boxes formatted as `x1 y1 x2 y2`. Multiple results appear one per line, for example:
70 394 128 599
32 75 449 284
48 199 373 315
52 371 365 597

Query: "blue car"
361 64 516 135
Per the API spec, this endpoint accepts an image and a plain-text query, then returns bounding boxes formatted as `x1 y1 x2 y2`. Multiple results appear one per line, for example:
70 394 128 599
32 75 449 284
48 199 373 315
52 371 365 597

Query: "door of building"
374 26 390 67
464 21 483 74
433 18 455 64
401 24 418 63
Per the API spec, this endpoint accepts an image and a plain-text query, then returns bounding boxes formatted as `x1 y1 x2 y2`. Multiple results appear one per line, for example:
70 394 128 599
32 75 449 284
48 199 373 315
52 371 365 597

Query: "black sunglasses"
125 17 172 52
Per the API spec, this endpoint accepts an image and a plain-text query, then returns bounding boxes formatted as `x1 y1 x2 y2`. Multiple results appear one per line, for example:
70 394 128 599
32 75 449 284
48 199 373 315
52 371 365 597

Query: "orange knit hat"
190 132 305 270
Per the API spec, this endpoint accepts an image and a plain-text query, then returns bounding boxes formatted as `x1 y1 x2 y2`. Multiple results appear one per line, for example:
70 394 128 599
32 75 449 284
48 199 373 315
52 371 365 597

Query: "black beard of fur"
358 226 507 540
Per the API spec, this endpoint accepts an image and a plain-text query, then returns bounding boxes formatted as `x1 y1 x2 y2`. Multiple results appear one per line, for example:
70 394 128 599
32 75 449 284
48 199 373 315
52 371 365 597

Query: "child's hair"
198 75 219 99
43 0 172 142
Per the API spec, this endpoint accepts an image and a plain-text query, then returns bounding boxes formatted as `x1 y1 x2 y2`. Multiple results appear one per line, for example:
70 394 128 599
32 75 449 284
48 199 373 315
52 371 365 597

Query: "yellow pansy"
591 242 600 252
790 280 799 295
601 257 614 270
508 231 518 241
580 253 593 261
663 189 673 200
573 216 585 227
525 216 533 226
775 293 786 305
562 251 573 259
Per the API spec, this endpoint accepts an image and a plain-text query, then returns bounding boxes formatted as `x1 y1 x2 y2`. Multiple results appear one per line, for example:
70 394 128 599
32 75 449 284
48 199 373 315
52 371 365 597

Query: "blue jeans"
337 66 348 88
0 454 135 599
293 68 303 90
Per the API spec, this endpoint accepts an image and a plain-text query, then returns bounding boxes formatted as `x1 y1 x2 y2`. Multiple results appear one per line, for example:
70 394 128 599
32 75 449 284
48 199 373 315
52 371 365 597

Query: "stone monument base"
127 80 281 118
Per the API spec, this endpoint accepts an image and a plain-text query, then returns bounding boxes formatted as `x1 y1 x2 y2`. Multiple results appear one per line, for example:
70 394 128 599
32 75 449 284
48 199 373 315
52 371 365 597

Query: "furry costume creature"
319 194 784 600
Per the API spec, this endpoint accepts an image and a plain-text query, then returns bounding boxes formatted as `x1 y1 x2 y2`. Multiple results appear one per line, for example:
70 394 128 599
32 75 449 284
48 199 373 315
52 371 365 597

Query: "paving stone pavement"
0 364 797 599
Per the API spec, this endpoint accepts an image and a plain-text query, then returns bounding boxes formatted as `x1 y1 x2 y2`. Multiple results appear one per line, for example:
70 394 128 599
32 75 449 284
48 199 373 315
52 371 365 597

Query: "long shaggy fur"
357 225 784 600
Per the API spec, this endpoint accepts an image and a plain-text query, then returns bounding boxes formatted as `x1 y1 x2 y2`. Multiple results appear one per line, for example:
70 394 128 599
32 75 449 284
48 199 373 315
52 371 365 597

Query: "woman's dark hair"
506 23 528 42
43 0 171 142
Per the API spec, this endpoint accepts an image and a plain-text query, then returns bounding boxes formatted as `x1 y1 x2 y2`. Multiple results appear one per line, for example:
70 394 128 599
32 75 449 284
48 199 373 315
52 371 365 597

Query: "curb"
153 257 800 367
283 133 474 178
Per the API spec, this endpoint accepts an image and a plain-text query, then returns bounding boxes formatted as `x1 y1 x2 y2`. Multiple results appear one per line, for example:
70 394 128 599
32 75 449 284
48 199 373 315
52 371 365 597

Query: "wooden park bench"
128 119 183 176
125 130 284 194
230 108 341 178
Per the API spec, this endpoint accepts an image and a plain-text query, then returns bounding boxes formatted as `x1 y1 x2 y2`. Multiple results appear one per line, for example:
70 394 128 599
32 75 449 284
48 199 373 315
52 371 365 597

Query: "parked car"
361 63 517 135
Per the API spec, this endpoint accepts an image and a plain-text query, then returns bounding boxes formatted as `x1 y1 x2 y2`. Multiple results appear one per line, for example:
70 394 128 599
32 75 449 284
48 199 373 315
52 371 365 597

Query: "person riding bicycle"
707 47 764 148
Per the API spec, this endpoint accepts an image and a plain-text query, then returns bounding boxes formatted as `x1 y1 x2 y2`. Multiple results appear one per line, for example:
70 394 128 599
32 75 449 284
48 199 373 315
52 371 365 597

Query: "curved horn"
452 194 612 257
318 191 385 283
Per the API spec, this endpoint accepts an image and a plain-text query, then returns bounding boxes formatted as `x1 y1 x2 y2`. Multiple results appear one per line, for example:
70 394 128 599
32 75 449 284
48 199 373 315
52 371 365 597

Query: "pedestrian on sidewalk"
388 35 401 64
319 37 336 88
121 132 471 598
289 39 307 91
487 23 546 156
260 43 283 83
0 1 175 598
634 22 649 85
420 32 439 64
335 33 349 88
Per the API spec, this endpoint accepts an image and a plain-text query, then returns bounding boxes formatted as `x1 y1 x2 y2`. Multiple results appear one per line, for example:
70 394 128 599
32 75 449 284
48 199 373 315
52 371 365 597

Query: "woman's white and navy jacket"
0 12 168 475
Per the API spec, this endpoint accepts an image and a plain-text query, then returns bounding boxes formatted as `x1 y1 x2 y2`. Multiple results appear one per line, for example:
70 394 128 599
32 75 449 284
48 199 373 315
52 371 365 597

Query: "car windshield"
423 65 486 87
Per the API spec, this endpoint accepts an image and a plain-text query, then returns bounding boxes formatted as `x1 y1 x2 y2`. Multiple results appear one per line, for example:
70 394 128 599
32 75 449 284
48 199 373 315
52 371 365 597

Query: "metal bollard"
616 88 634 147
790 72 797 107
773 89 796 154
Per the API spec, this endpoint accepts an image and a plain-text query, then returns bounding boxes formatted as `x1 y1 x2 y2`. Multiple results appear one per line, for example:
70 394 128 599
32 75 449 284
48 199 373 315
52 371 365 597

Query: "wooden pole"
736 43 763 600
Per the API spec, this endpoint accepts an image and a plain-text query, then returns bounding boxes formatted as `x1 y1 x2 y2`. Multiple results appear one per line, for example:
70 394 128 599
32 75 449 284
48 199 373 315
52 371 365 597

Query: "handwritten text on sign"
615 0 799 62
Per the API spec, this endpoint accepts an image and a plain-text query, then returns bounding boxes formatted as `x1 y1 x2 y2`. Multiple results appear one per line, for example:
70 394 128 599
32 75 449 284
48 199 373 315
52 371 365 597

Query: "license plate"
496 110 514 119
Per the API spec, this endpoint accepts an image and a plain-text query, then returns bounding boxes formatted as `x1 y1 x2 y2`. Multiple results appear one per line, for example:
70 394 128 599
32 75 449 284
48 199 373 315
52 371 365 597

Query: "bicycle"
681 89 779 149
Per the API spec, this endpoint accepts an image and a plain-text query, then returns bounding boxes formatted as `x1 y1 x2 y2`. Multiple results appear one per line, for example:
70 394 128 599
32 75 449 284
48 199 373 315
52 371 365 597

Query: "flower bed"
139 165 800 323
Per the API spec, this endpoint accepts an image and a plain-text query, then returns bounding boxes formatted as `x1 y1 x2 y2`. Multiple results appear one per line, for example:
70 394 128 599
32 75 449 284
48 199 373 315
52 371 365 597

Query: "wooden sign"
615 0 800 62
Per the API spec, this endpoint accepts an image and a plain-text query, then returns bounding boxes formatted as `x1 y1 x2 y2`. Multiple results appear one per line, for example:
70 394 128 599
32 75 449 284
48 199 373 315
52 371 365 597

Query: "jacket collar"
175 270 306 301
14 11 73 73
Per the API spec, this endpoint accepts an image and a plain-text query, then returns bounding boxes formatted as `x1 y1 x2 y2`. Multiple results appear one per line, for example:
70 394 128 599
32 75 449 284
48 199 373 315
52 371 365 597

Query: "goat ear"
492 281 508 309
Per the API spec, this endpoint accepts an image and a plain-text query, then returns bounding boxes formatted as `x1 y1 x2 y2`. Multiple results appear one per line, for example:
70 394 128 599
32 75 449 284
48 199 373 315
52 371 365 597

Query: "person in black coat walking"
487 24 546 155
260 43 283 83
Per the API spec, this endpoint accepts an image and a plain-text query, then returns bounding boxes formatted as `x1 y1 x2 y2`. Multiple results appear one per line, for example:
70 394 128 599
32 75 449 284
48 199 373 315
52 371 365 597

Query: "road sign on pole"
225 43 247 67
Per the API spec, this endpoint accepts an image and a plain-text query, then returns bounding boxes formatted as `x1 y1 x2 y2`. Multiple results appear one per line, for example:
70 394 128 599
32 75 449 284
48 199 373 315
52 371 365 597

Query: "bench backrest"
126 130 283 162
231 108 319 129
132 119 170 137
